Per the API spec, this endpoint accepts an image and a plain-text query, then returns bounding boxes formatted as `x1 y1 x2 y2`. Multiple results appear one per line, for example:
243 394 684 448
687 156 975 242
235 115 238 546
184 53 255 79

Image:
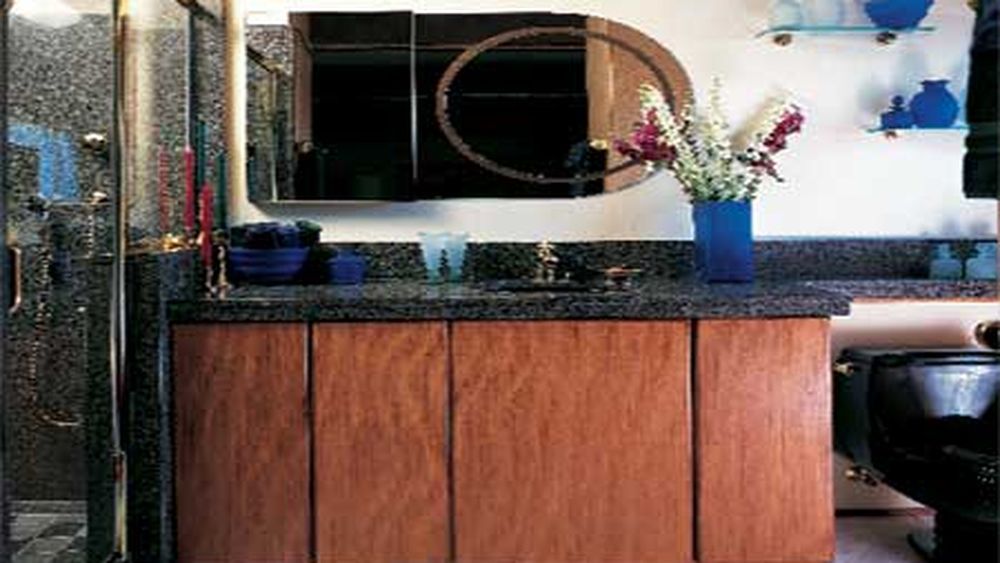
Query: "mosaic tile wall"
4 11 116 560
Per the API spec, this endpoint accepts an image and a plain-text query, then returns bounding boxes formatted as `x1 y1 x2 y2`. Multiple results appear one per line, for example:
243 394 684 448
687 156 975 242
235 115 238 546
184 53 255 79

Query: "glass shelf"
865 124 969 137
757 25 935 45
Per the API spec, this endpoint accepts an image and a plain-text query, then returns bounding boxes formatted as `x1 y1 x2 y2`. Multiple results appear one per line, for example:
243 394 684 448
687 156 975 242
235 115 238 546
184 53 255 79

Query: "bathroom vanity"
170 281 850 562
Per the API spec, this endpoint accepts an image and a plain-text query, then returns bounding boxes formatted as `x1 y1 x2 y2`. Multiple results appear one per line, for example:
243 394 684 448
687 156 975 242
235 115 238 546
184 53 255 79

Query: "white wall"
239 0 997 242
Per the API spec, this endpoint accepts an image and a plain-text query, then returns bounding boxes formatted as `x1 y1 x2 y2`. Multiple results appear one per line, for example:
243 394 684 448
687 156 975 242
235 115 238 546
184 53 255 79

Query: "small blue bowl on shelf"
229 247 310 284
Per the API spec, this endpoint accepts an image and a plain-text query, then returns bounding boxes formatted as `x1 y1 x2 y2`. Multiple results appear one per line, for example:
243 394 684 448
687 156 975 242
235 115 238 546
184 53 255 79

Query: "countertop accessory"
329 249 367 285
880 95 915 130
614 82 802 284
228 221 319 284
444 233 470 283
910 80 960 128
965 242 997 280
694 201 755 283
864 0 934 29
418 232 448 284
229 247 309 284
929 243 962 280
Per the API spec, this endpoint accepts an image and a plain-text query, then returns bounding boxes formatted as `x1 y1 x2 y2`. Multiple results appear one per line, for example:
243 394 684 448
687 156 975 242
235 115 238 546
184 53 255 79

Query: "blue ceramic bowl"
864 0 933 30
229 247 309 284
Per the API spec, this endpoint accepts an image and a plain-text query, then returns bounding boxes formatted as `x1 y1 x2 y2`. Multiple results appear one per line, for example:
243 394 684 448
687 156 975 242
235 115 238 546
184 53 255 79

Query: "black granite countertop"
806 279 997 301
169 279 853 323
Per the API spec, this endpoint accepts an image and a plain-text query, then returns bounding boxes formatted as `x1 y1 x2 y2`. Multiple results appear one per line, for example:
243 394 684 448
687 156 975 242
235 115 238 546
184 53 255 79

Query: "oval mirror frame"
435 24 692 186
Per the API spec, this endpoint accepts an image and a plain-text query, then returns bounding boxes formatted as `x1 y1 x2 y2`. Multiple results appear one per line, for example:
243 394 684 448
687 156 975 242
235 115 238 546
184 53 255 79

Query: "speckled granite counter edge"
168 282 853 323
807 280 998 302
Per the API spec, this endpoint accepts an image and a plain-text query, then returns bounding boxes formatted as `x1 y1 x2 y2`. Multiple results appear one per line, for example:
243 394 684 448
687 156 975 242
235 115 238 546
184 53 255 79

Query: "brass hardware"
535 242 559 284
773 33 793 46
89 190 111 206
8 245 23 315
876 31 897 45
974 320 1000 350
604 266 643 289
833 361 857 376
81 132 110 155
845 466 880 487
212 232 232 298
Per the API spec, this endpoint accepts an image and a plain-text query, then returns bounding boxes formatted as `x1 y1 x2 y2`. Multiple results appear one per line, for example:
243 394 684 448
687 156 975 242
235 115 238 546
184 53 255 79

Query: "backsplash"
315 238 991 283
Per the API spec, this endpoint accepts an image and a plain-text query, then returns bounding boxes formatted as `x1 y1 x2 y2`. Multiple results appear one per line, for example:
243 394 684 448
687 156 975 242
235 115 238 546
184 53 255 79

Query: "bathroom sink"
480 279 617 294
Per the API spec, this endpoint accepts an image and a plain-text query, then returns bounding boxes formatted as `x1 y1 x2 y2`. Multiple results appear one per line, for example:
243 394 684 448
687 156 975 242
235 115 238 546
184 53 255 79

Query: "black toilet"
834 349 999 563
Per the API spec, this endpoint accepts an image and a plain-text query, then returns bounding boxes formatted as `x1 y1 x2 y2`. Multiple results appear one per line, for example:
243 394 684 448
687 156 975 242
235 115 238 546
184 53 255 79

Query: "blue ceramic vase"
909 80 959 128
693 201 754 283
880 95 914 130
864 0 934 29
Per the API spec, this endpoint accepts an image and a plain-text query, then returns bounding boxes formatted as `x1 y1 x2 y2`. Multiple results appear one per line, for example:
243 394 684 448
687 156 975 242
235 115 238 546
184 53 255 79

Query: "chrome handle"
845 466 880 487
833 361 857 376
81 132 109 155
8 245 22 315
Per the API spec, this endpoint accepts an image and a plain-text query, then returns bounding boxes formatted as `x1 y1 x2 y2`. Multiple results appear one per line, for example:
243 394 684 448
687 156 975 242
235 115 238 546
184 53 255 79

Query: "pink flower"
615 110 677 165
762 106 805 154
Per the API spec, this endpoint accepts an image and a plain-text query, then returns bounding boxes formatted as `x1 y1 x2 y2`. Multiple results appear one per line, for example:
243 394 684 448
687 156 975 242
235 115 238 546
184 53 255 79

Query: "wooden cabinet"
452 321 693 562
173 324 310 562
173 318 833 563
696 319 834 563
312 322 449 562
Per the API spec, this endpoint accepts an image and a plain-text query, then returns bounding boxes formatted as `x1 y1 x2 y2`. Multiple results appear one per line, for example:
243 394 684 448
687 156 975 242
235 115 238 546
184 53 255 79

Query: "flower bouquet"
615 81 805 282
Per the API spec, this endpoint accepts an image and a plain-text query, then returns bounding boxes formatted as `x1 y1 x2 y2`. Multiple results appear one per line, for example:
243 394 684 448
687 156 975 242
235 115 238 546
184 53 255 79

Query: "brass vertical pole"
110 0 129 559
0 1 9 560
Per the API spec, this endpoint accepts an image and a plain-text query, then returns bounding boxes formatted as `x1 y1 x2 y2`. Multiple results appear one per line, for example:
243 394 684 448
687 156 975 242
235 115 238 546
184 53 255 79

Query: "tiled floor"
6 511 930 562
836 514 932 563
10 503 86 563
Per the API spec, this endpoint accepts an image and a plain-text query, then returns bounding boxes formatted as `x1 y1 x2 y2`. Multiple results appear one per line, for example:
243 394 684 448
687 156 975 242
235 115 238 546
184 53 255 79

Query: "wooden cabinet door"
173 324 310 562
313 322 449 562
452 321 693 562
696 318 834 563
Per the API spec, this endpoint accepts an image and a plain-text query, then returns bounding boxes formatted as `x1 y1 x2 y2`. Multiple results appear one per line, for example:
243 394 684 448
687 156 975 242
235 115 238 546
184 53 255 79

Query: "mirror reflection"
245 11 691 202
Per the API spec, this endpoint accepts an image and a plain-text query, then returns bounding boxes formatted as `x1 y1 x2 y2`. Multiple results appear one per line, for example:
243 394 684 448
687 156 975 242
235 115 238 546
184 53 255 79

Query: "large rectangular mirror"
243 10 692 202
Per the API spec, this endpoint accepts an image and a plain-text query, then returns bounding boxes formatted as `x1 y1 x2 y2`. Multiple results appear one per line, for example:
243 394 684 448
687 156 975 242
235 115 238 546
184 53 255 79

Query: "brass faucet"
535 241 559 283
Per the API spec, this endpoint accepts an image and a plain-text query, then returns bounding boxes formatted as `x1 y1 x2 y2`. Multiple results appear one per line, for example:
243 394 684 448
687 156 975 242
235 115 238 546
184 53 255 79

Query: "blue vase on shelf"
909 80 959 128
880 95 914 130
693 201 754 283
864 0 934 29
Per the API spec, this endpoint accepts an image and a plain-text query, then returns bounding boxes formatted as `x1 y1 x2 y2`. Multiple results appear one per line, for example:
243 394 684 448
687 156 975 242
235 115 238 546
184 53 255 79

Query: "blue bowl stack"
229 247 310 284
228 221 320 284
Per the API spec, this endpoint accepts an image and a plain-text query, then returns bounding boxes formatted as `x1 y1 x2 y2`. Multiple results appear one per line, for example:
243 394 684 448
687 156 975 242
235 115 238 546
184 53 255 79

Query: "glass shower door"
2 1 116 561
